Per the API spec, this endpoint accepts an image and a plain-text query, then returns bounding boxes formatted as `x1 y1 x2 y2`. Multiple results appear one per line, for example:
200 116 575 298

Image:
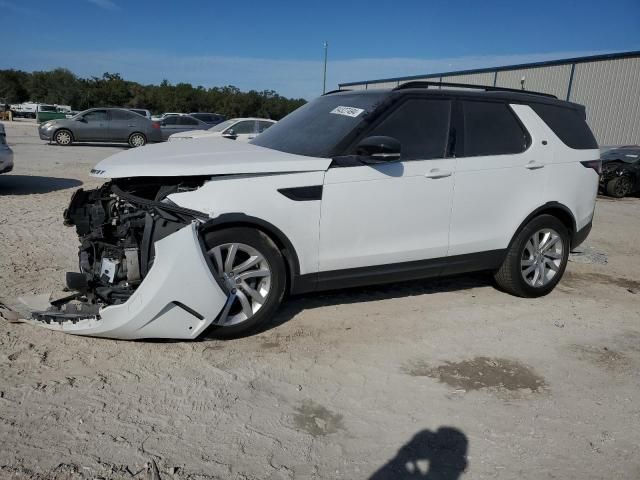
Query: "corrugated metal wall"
569 57 640 145
495 64 571 99
441 72 495 86
339 55 640 145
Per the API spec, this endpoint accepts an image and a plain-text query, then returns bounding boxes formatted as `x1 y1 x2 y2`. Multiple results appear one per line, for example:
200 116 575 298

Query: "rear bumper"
571 220 592 250
32 223 228 340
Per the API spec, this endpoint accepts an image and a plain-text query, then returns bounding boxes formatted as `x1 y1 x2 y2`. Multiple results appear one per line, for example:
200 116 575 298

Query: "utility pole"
322 41 328 94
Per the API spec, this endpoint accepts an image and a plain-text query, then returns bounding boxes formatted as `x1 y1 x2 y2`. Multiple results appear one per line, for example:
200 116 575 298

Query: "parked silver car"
158 114 210 141
0 124 14 174
38 108 162 147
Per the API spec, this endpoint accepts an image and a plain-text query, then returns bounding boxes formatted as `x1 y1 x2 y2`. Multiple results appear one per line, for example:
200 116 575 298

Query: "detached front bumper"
33 223 228 340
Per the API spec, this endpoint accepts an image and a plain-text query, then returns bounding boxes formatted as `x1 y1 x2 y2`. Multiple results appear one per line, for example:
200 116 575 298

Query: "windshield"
208 119 237 132
250 92 387 157
602 148 640 162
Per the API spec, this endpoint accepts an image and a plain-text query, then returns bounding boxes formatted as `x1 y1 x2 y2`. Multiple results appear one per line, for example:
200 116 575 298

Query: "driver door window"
225 120 257 142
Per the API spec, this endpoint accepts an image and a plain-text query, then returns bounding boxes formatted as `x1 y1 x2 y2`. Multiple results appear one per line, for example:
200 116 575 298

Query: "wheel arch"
199 213 301 294
54 127 75 141
510 202 577 248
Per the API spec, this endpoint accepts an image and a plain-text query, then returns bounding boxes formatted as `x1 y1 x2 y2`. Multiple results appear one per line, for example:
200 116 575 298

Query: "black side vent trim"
278 185 323 201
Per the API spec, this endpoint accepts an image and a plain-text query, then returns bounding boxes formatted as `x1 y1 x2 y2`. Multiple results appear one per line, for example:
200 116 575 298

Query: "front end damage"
32 180 228 339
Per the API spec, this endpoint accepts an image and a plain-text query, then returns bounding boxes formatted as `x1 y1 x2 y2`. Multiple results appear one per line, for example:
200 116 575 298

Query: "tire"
494 214 570 298
128 132 146 148
54 129 73 146
202 227 286 338
605 176 633 198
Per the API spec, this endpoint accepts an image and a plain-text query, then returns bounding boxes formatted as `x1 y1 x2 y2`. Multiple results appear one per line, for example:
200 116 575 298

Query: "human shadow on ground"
0 175 82 195
369 427 468 479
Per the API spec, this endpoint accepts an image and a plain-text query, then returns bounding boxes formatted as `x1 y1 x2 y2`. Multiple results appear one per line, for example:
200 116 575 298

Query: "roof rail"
322 88 350 96
394 81 557 99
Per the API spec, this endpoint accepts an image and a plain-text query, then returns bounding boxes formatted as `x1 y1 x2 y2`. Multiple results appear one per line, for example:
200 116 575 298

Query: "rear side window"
258 121 274 133
179 116 199 126
530 103 597 149
365 98 451 160
111 110 135 120
462 101 529 157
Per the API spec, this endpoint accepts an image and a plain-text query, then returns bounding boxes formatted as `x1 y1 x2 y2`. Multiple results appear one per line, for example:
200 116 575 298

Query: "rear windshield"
251 92 387 157
530 103 597 149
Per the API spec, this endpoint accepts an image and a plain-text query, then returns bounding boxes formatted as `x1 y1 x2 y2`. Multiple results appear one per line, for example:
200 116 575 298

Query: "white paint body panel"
169 171 325 275
91 137 331 179
319 158 455 271
37 224 227 339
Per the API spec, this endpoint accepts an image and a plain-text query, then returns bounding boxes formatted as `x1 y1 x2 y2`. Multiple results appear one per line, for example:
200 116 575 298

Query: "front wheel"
606 176 633 198
203 227 286 338
128 132 146 148
54 129 73 146
494 214 570 298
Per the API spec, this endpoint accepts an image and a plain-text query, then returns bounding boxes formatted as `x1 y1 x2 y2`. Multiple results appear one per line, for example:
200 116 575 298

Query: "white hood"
91 137 332 179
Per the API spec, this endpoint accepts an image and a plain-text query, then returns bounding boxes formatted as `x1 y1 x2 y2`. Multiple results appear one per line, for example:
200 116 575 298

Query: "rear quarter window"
530 103 598 149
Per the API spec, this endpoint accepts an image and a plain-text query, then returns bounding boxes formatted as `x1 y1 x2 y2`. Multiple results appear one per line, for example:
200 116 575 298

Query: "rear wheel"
54 129 73 146
494 214 570 297
203 227 286 338
606 176 633 198
128 132 146 148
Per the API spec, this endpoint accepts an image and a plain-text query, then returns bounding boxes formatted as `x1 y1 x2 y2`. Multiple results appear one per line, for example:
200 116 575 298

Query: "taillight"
580 160 602 175
152 122 160 129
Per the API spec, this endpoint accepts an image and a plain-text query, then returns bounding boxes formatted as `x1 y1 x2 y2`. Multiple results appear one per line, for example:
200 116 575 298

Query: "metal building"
338 51 640 146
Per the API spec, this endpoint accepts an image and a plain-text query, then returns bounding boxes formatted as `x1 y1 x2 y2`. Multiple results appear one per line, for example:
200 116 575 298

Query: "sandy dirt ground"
0 120 639 480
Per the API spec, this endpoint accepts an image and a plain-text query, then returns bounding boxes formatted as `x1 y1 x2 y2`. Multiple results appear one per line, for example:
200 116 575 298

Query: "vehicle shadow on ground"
0 175 82 195
48 142 129 149
369 427 468 479
202 272 493 339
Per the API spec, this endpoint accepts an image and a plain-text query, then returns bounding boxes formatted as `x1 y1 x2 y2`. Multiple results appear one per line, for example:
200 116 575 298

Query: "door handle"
525 161 545 170
425 168 452 179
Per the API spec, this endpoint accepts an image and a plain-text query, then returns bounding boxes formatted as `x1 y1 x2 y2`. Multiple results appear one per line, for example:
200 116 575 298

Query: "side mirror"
223 129 237 139
77 117 87 123
355 136 401 162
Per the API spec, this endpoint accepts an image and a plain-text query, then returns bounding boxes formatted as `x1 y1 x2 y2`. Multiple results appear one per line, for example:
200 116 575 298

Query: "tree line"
0 68 306 119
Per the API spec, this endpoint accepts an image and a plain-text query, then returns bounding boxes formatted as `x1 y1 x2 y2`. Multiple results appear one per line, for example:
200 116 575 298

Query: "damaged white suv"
34 82 600 340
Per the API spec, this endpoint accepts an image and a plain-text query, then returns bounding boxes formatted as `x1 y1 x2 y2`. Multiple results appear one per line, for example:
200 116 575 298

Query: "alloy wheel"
520 228 564 288
207 242 272 326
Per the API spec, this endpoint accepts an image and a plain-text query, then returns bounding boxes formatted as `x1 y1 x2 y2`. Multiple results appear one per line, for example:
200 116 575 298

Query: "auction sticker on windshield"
330 106 365 118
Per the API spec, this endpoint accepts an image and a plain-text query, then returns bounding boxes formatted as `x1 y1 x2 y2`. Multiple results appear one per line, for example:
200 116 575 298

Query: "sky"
2 0 639 99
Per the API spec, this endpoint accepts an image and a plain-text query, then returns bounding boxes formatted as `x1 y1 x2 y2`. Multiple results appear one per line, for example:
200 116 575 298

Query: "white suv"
35 82 600 340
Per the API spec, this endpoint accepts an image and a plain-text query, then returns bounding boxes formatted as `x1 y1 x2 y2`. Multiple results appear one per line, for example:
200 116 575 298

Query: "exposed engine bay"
32 177 221 330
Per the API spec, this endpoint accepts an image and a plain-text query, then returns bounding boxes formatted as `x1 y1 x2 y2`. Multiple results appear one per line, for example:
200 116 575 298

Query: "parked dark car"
158 115 210 140
188 112 226 125
600 146 640 197
38 108 162 147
